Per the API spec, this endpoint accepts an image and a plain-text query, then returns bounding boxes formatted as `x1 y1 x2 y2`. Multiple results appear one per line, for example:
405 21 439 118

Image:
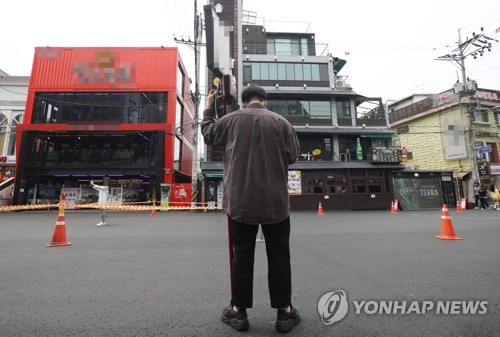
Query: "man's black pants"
229 216 291 309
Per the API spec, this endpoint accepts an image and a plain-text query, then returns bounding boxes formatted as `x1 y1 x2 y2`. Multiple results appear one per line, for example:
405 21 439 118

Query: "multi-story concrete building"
201 1 403 210
12 47 195 206
0 70 29 204
389 87 500 203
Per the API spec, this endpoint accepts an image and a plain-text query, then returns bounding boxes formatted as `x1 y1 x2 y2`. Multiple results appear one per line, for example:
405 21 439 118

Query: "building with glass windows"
201 1 404 210
13 47 195 206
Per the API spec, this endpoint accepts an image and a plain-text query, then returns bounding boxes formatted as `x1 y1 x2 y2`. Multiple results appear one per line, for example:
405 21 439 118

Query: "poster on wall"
171 183 191 206
393 177 442 210
60 187 82 209
288 170 302 195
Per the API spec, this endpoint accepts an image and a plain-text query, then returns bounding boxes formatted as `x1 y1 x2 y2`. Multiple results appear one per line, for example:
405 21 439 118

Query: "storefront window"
326 171 347 193
302 171 324 194
32 92 167 124
297 136 333 161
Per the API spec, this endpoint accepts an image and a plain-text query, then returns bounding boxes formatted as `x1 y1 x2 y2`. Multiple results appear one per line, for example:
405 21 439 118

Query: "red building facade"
13 47 194 205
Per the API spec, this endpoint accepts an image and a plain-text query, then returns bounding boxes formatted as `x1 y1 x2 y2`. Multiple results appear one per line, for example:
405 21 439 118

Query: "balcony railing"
368 147 402 164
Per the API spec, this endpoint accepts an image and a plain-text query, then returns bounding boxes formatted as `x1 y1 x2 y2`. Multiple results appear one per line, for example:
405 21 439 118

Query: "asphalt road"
1 208 499 337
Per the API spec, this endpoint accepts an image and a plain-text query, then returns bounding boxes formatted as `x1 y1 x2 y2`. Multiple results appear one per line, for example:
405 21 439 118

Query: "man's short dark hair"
241 84 267 103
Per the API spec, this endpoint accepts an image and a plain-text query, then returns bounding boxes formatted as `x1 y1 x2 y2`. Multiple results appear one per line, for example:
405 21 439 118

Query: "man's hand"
90 180 94 186
206 89 217 109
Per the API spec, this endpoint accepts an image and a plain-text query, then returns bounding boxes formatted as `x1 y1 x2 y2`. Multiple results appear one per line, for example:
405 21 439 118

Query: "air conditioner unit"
336 79 346 87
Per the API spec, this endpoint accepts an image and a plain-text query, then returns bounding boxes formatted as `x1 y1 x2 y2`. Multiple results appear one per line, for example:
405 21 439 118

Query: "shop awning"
205 173 223 178
359 134 395 138
453 171 471 180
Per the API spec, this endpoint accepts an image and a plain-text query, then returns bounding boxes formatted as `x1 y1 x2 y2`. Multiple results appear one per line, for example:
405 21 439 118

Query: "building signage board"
393 177 443 210
288 171 302 195
490 164 500 175
441 114 467 160
476 146 492 154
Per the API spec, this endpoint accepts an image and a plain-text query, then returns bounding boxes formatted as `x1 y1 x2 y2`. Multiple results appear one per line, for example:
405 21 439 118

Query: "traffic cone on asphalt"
435 204 462 240
151 198 157 217
318 202 324 215
456 200 463 213
47 196 71 247
390 201 396 214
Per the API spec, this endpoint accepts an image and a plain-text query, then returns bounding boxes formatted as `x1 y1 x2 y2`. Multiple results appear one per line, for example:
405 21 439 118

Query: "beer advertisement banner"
393 177 443 210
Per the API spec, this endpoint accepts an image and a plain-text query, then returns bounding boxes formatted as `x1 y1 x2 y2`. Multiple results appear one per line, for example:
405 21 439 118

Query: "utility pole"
192 0 202 208
436 27 498 185
174 1 204 209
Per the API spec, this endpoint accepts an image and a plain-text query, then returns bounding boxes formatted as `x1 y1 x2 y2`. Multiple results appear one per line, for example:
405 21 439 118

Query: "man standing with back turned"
202 84 301 333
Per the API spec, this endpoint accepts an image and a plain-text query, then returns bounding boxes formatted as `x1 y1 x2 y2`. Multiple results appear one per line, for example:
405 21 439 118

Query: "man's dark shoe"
275 306 300 333
221 305 249 331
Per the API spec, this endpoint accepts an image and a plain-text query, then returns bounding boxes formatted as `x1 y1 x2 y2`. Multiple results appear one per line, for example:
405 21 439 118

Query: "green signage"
393 177 442 210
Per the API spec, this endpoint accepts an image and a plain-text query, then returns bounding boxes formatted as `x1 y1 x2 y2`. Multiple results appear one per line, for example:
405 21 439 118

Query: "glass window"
269 63 278 81
325 171 347 193
301 38 308 56
288 100 302 116
337 99 351 119
303 64 312 81
32 92 167 124
7 114 22 155
319 64 329 81
302 171 325 194
0 113 7 153
260 63 269 80
174 137 181 170
177 66 185 97
294 64 303 81
291 39 300 56
252 63 261 80
309 101 331 119
276 39 291 56
267 38 275 55
300 101 310 116
243 64 252 82
278 64 286 80
311 64 320 81
472 110 488 122
495 112 500 124
267 100 288 115
286 64 295 80
368 178 383 193
352 178 366 193
176 100 183 135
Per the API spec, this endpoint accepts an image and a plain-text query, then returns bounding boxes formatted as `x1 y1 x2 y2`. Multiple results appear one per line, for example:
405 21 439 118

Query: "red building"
13 47 194 205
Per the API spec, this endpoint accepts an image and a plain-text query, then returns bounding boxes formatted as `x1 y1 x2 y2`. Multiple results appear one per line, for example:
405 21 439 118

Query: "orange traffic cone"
151 198 157 217
390 201 396 214
47 197 71 247
456 200 463 213
435 204 462 240
318 202 324 216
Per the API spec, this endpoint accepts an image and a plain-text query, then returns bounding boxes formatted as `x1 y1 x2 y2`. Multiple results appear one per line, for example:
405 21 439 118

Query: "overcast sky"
2 0 499 102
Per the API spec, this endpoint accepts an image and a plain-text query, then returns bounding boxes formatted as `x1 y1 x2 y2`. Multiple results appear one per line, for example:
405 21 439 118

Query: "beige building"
389 87 500 204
